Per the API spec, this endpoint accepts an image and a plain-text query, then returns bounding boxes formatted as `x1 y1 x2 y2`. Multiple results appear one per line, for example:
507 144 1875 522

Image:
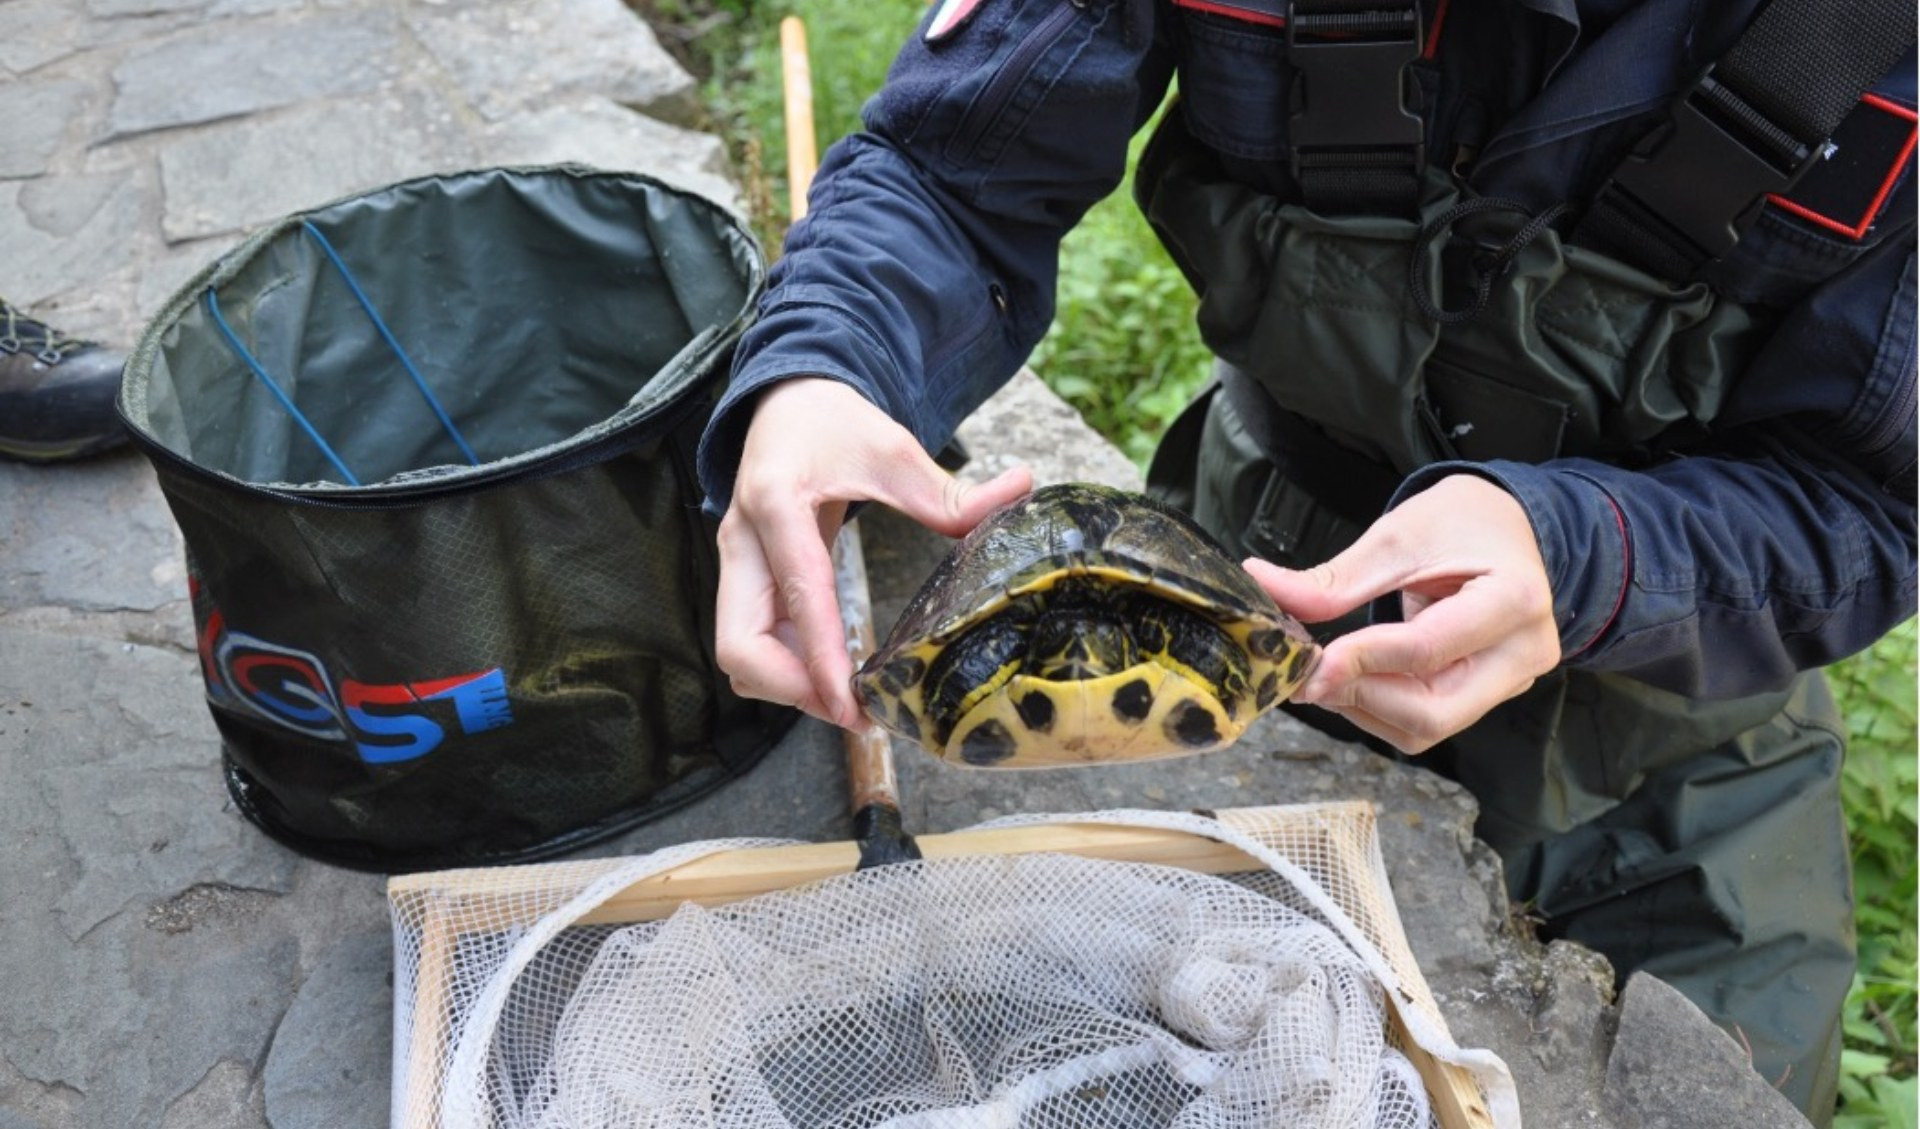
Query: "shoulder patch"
926 0 992 43
1769 94 1917 241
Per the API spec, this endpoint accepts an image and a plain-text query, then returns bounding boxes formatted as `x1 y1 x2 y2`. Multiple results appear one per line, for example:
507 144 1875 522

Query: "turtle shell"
855 483 1319 767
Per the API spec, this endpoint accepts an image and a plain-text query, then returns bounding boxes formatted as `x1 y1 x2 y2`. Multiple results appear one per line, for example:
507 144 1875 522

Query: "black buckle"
1603 71 1821 263
1286 4 1424 178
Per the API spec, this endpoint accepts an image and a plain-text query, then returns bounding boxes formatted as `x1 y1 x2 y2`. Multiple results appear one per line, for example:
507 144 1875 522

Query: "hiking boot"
0 299 129 463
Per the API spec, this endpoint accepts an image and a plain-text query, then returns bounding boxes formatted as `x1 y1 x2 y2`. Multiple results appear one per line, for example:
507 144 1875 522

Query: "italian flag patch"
926 0 990 42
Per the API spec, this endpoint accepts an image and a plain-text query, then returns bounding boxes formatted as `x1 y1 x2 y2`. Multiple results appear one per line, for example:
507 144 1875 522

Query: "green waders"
1138 109 1856 1120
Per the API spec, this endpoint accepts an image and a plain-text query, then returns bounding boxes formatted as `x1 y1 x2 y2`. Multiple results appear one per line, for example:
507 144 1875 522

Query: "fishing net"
389 805 1519 1129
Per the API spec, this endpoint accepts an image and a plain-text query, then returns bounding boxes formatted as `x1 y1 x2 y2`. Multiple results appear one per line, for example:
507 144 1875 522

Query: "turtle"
853 482 1321 768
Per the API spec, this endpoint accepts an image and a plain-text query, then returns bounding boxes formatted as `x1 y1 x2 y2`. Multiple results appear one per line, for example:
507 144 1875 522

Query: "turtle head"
1026 608 1137 681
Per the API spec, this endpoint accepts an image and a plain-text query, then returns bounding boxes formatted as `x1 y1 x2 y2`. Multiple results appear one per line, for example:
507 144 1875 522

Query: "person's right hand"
715 377 1033 729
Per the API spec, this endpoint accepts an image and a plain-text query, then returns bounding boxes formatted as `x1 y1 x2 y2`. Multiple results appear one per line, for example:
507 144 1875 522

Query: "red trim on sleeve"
1567 492 1631 661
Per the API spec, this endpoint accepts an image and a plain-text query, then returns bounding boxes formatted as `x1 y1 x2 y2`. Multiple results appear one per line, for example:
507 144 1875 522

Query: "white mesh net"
389 804 1519 1129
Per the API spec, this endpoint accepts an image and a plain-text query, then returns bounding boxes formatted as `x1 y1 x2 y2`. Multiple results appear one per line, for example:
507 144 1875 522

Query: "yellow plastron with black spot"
855 483 1319 768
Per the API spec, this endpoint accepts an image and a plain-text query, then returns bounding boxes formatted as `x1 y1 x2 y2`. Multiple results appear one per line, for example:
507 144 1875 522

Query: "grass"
656 2 1920 1122
1028 110 1214 469
1832 619 1919 1129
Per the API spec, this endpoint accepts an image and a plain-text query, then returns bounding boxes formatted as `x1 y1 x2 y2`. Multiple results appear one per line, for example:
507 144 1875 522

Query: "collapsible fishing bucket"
119 166 796 872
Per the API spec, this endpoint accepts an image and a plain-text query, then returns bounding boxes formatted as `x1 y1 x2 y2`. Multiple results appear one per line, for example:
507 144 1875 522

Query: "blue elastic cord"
205 287 362 486
301 221 481 467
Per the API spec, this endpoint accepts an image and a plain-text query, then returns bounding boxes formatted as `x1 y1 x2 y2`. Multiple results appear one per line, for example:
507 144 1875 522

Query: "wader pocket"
1437 240 1761 461
1138 108 1773 476
1421 359 1571 464
1138 108 1445 473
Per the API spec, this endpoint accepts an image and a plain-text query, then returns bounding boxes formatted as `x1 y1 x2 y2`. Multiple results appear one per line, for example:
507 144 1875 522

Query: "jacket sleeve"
697 0 1174 516
1397 232 1918 699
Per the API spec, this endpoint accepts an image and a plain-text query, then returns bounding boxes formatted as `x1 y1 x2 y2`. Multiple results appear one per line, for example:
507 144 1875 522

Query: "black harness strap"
1577 0 1915 277
1220 368 1403 526
1287 0 1426 218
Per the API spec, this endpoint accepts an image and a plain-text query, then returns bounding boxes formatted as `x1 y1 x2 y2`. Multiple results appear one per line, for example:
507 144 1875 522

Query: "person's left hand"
1244 473 1563 753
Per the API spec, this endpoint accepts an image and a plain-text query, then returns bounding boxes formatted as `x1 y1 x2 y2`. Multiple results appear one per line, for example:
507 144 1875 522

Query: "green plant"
1030 111 1212 469
701 0 925 245
1830 618 1919 1128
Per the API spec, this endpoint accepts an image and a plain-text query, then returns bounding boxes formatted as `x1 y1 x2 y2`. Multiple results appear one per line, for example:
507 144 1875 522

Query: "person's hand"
1243 474 1562 753
715 377 1033 728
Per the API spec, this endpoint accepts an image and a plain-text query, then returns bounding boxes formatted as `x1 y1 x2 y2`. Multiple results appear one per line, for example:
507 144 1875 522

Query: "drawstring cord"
203 221 485 485
1407 197 1569 324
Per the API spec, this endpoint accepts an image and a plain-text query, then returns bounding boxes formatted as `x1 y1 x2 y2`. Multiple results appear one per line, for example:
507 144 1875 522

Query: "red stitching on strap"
1423 0 1450 59
1765 93 1918 240
1864 93 1919 122
1169 0 1285 28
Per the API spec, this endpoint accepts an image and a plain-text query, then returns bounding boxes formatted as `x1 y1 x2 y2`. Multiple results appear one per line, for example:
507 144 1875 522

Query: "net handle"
785 12 921 866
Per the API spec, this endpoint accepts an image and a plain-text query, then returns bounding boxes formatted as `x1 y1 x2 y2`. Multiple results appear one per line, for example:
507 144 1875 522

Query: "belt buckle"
1286 4 1424 179
1603 71 1820 263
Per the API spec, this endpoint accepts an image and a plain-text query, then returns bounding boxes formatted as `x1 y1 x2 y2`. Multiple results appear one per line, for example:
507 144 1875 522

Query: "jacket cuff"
1389 461 1632 662
695 303 899 518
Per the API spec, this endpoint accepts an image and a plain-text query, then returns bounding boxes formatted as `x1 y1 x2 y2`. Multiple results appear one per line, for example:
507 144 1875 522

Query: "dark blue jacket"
698 0 1918 700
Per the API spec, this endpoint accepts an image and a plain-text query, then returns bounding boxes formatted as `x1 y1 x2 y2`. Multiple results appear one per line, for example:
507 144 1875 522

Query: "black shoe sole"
0 429 131 464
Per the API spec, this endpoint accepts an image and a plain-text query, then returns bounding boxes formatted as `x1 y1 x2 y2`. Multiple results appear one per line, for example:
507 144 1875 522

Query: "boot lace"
0 300 90 364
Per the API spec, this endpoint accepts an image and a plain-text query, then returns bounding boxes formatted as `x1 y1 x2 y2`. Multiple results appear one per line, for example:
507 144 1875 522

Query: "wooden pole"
779 14 917 861
779 16 818 222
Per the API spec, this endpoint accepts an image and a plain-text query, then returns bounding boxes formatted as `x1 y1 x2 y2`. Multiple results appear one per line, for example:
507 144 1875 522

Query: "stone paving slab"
155 89 479 241
0 79 89 179
1604 974 1811 1129
0 0 737 351
404 0 699 126
105 9 409 139
1 628 335 1128
0 453 184 616
2 172 150 317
